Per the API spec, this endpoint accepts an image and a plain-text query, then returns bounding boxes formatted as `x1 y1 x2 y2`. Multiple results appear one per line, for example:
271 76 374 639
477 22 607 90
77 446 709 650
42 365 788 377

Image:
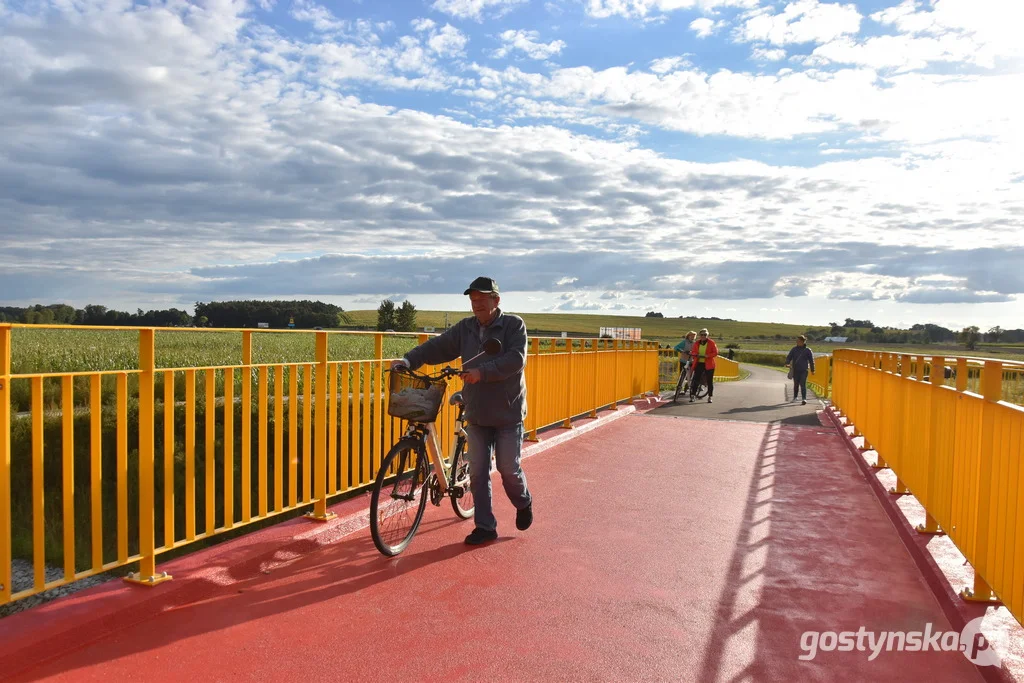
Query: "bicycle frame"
404 397 467 496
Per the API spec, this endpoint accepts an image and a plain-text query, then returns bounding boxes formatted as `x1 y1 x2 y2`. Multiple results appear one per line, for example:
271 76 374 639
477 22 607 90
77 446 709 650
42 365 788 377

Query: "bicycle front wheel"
449 437 474 520
673 366 686 402
370 437 429 556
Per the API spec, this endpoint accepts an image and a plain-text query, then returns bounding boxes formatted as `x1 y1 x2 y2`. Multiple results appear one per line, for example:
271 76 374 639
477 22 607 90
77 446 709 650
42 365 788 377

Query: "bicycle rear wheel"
370 437 429 556
693 379 709 399
449 437 474 520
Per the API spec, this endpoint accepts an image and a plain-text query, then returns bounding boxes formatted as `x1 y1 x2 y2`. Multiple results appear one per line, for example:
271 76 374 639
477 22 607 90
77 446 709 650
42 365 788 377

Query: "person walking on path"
785 335 816 405
392 276 533 546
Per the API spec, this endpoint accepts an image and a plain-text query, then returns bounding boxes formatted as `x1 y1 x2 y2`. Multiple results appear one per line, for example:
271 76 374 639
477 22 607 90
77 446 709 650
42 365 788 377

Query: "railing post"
611 340 620 407
527 338 540 441
125 329 170 586
956 357 968 392
630 340 638 400
590 340 599 418
241 331 252 523
961 360 1003 604
914 355 946 533
868 356 884 466
563 339 574 429
0 324 11 602
305 331 336 522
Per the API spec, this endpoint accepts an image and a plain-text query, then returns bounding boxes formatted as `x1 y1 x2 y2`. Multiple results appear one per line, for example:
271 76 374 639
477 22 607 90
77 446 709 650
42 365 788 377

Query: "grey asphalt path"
653 364 824 426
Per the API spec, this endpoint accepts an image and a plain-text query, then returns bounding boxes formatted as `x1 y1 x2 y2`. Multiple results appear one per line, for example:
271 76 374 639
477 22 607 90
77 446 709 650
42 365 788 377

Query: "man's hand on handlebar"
460 368 482 384
390 359 409 372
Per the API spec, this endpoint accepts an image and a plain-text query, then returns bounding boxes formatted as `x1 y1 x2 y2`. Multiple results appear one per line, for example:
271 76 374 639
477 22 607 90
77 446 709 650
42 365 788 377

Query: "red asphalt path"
5 410 991 682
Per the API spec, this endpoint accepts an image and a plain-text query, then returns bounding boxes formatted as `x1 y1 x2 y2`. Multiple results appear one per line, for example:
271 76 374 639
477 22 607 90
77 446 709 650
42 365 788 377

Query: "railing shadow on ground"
694 420 987 683
5 513 483 681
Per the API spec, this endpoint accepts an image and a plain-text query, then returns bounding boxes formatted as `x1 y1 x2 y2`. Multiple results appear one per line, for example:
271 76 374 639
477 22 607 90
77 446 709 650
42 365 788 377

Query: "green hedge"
733 351 787 367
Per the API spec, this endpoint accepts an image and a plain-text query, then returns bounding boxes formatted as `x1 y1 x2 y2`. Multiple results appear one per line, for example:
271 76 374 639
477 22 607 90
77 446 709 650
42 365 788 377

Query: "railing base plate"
123 571 172 587
959 587 1002 604
304 511 338 523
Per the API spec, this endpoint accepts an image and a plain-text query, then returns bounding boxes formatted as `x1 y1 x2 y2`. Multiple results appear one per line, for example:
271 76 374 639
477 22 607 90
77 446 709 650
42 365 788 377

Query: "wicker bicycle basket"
387 371 446 422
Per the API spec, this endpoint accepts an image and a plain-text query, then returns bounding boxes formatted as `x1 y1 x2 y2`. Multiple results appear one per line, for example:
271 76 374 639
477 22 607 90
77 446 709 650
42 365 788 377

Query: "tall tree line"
0 301 350 329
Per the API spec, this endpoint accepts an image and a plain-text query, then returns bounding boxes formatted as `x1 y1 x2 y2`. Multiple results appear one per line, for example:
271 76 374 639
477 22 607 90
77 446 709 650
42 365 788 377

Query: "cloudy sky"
2 0 1022 330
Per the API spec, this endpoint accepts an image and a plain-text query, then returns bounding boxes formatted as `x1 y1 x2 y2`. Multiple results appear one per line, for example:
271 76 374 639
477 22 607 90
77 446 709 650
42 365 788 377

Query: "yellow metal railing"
807 356 831 398
715 357 740 380
0 324 659 604
832 349 1024 627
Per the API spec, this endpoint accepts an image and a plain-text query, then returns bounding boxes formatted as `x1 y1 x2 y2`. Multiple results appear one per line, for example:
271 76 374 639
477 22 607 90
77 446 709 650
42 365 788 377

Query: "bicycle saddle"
449 391 464 406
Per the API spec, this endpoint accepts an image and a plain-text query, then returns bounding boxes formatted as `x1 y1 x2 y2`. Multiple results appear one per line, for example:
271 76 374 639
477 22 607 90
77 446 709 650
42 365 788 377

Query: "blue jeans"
466 423 532 532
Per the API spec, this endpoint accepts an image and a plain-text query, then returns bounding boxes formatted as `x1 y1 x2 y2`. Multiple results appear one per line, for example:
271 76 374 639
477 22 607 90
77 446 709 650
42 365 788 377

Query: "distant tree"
377 299 397 331
83 305 108 325
645 311 664 318
194 300 344 328
844 318 874 329
987 326 1003 342
960 326 980 351
396 300 417 332
1002 328 1024 343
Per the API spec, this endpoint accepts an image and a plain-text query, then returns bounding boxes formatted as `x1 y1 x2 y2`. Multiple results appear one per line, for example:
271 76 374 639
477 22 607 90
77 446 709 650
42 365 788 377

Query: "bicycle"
369 339 501 556
672 357 694 402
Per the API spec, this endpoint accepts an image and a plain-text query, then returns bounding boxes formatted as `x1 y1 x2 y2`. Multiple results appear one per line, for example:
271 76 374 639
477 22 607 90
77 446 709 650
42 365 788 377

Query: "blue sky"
1 0 1022 330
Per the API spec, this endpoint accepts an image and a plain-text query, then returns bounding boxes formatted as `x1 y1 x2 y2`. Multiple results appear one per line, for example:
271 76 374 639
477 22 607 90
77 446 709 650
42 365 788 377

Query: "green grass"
341 309 826 343
6 328 422 414
341 311 1024 363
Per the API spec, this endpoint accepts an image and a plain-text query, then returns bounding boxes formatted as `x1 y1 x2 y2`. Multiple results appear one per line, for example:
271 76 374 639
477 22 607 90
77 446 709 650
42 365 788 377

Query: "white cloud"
291 0 347 32
411 18 437 32
473 61 1024 150
806 0 1024 72
751 46 786 61
431 0 528 21
737 0 861 46
428 24 469 56
811 33 975 71
649 56 691 73
493 30 566 60
585 0 758 20
689 17 726 38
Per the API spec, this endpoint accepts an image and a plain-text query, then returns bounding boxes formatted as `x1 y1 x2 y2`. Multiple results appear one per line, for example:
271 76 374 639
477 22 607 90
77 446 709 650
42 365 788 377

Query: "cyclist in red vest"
689 328 718 403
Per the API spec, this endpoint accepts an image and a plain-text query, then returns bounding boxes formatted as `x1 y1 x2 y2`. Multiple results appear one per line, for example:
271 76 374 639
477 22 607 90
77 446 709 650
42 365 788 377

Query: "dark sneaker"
707 397 713 403
802 399 807 405
464 528 498 545
516 504 533 531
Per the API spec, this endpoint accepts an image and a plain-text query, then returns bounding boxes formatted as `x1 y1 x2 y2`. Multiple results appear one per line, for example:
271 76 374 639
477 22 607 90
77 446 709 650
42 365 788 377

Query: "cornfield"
7 328 422 413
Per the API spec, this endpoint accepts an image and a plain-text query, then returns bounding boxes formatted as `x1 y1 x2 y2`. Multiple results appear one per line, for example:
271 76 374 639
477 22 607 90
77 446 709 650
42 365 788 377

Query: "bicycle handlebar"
388 365 460 383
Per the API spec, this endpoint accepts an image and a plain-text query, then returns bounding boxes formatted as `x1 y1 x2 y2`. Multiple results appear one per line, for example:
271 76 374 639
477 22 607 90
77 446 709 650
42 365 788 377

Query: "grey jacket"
786 345 816 374
404 309 528 427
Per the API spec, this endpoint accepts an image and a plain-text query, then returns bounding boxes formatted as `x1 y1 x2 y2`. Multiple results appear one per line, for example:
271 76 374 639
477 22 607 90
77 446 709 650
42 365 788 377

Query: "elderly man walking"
392 277 533 545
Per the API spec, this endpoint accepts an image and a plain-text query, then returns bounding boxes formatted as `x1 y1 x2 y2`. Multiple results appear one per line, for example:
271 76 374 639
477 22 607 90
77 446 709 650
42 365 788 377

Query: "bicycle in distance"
672 357 709 402
369 338 501 556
